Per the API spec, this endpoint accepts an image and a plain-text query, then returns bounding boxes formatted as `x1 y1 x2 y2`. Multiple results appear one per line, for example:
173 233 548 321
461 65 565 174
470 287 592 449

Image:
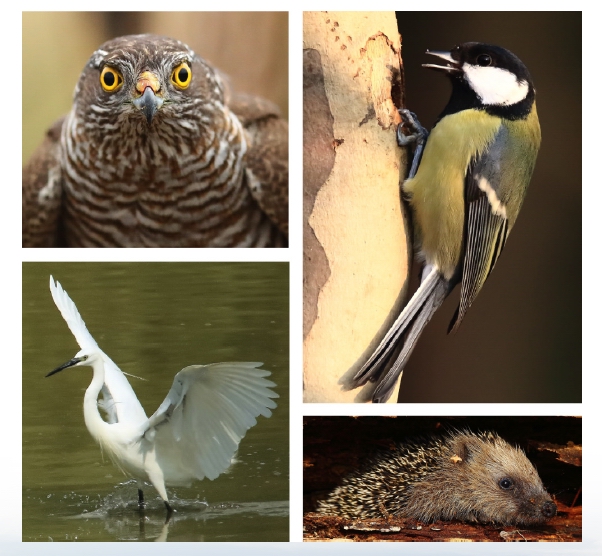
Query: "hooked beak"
422 49 462 74
132 71 164 124
46 356 86 378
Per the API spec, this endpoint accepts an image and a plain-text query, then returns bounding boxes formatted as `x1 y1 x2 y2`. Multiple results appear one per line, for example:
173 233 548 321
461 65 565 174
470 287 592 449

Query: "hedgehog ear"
449 436 475 464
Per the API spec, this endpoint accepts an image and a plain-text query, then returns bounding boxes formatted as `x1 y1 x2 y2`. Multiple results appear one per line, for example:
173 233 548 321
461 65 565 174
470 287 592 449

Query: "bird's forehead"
89 35 196 71
456 43 528 79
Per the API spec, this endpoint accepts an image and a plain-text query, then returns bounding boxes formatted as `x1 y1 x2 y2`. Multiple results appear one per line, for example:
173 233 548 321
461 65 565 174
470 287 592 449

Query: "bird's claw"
396 109 428 147
396 109 428 179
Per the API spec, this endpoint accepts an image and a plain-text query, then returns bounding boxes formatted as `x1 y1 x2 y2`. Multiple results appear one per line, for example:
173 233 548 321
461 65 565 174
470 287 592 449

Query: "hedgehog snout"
541 500 557 519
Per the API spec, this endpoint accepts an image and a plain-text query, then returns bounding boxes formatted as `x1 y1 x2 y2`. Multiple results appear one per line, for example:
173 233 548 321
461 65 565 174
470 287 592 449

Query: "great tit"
353 42 541 403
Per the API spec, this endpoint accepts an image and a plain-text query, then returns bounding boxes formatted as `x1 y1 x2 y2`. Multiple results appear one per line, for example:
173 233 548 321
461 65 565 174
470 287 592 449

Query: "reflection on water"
26 481 288 542
23 262 289 542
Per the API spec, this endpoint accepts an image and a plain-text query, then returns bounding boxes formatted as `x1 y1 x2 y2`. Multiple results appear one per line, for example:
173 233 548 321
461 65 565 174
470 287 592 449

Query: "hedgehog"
317 430 556 526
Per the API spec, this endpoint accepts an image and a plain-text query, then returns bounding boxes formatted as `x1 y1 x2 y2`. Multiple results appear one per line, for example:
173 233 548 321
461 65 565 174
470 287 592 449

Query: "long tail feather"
353 267 450 403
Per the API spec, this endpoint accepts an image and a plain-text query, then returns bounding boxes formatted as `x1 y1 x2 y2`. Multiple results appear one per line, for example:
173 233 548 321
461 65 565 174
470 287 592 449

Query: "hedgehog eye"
499 478 514 490
100 66 124 92
171 62 192 89
476 54 492 67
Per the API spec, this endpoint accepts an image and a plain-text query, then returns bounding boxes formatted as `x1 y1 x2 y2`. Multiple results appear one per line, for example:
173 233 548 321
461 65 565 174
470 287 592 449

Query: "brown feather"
22 35 288 248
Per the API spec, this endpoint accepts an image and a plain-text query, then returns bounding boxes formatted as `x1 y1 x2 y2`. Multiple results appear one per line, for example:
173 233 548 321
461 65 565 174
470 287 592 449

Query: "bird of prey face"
23 34 288 247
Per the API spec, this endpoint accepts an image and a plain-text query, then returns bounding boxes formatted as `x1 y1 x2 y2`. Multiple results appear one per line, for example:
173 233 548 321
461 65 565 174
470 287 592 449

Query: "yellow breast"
403 110 501 278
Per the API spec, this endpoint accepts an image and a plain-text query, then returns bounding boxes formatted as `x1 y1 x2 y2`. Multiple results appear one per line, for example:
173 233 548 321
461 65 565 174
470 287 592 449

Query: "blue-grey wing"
449 126 510 333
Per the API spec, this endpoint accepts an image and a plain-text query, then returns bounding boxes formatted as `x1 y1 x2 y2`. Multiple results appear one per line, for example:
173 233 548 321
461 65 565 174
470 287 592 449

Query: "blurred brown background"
22 11 288 164
394 12 581 402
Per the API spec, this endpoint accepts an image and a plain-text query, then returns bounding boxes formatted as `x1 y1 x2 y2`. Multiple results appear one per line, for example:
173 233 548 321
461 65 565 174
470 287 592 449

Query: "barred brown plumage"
22 34 288 247
317 430 556 526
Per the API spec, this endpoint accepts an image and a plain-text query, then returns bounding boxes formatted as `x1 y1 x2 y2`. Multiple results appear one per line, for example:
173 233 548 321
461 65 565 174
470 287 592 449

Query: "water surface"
22 262 289 542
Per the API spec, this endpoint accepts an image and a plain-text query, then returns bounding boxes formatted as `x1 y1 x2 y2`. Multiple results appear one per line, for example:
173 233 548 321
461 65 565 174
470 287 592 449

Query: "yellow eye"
100 66 123 92
171 62 192 89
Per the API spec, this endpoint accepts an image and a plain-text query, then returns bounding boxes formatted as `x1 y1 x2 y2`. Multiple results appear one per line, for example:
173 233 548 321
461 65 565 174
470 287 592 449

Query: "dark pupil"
499 478 512 489
178 67 188 82
104 71 115 86
477 54 492 67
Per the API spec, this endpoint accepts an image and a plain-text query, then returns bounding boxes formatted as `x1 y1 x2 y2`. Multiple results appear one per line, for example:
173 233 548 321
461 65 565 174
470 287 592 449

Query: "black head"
425 42 536 121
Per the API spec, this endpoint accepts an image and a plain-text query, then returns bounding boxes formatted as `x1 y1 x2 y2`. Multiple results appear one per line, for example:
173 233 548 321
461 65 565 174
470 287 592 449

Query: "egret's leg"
164 502 174 525
147 466 173 516
138 488 145 509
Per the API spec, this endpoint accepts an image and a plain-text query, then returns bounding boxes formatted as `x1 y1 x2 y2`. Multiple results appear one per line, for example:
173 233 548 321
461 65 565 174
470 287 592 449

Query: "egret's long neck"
83 359 109 443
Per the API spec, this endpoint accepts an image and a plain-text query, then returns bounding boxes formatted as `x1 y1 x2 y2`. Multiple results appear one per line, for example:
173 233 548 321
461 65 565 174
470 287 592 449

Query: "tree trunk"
303 12 410 403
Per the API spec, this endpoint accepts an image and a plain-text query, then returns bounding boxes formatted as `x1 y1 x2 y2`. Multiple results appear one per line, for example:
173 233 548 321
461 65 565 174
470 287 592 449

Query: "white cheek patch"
464 64 529 106
476 175 507 218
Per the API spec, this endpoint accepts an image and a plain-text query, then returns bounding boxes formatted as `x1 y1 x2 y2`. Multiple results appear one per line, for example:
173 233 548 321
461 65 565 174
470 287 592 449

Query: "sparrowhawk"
23 34 288 247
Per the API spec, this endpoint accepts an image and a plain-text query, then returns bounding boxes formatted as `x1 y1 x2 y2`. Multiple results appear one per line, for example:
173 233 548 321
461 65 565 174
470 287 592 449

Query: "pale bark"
303 12 411 403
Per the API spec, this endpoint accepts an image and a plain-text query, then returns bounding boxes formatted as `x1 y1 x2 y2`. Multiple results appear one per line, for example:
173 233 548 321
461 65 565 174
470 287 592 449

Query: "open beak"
46 356 85 377
422 49 462 74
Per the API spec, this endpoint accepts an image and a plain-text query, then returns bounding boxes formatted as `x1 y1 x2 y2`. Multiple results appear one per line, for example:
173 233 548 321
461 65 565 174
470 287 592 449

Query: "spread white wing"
144 362 278 485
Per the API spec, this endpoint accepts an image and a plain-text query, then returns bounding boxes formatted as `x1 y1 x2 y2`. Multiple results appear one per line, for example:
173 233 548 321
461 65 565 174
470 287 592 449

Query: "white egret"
46 276 278 515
